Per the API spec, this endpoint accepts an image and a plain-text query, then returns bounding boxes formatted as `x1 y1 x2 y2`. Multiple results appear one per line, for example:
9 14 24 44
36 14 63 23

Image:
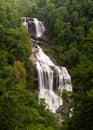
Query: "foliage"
25 0 93 130
0 0 93 130
25 0 93 69
0 0 61 130
61 61 93 130
13 61 27 88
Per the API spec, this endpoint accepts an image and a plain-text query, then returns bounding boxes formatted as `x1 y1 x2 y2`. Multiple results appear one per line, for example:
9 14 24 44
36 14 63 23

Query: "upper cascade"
33 18 46 38
22 17 46 40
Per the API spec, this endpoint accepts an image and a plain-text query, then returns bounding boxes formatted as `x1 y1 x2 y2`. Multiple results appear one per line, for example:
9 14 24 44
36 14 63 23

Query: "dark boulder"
56 100 69 116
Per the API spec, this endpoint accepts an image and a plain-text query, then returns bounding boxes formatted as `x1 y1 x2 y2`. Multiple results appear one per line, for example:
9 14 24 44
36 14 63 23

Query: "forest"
0 0 93 130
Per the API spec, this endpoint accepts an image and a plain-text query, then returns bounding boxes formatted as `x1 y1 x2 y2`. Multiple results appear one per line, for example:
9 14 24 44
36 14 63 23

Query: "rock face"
28 19 36 39
23 17 47 41
29 43 38 64
56 100 69 116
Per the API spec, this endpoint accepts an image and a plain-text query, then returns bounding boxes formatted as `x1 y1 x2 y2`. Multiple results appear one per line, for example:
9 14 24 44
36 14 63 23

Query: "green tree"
61 61 93 130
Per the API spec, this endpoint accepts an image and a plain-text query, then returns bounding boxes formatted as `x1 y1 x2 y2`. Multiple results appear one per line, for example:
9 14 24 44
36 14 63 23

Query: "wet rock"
27 17 47 41
29 43 38 64
56 100 69 116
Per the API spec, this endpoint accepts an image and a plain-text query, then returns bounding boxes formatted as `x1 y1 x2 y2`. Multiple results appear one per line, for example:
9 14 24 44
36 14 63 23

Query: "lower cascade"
23 17 72 113
36 46 72 113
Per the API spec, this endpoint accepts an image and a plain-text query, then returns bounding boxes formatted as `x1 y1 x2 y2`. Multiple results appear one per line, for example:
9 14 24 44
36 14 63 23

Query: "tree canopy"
0 0 93 130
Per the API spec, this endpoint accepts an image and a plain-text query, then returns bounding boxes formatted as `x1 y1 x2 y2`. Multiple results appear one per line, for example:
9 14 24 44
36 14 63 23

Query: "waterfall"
36 46 72 113
22 17 28 30
33 18 46 38
23 17 72 113
23 17 45 39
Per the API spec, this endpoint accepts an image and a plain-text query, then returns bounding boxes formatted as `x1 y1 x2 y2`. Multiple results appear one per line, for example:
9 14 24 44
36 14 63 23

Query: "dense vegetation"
26 1 93 129
0 0 60 130
0 0 93 130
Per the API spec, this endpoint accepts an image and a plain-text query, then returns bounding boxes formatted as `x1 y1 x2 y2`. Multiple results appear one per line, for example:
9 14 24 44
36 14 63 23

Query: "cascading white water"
23 17 45 39
33 18 45 38
36 46 72 113
23 17 28 30
23 17 72 113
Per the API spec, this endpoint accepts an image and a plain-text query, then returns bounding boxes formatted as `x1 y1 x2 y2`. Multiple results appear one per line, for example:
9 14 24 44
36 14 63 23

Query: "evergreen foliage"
0 0 93 130
0 0 60 130
25 0 93 130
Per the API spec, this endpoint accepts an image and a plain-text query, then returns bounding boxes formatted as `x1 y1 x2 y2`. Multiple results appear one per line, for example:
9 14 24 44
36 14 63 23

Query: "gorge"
23 17 72 113
1 1 93 129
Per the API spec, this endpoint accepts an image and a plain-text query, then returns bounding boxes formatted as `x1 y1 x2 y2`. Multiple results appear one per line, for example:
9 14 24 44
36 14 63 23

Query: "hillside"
0 0 93 130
